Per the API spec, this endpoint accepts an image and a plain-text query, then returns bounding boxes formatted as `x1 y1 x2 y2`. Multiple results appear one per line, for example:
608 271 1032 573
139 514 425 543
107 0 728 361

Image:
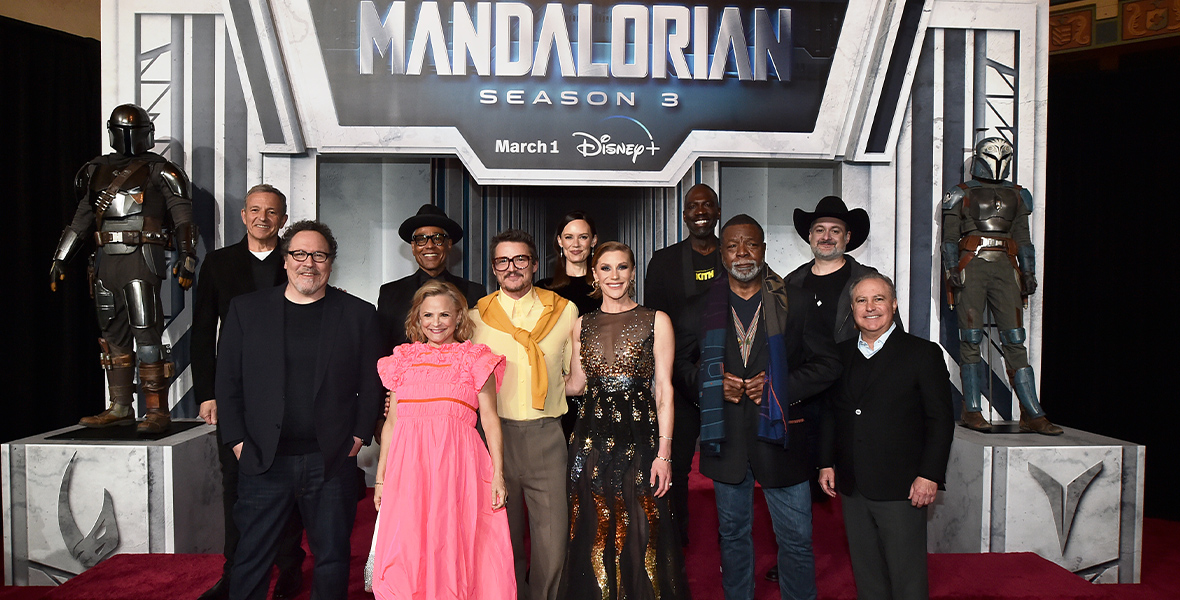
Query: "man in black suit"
675 215 840 600
818 273 954 600
376 204 485 352
191 184 305 600
643 182 721 544
217 220 383 600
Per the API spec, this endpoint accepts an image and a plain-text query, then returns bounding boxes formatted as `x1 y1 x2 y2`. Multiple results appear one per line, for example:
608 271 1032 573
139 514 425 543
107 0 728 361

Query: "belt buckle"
109 231 126 244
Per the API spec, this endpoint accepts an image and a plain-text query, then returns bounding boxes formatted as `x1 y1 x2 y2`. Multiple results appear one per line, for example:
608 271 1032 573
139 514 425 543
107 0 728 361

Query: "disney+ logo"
571 116 661 164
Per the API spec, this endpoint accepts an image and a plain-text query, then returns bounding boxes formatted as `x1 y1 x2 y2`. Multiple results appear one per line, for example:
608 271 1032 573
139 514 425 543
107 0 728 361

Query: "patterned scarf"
698 267 792 455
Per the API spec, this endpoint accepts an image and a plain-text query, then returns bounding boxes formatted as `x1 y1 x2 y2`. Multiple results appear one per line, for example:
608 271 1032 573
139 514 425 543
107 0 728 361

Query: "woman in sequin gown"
560 241 691 600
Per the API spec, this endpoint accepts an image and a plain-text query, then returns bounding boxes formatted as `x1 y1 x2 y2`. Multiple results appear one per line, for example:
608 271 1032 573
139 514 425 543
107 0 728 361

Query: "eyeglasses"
411 232 450 247
287 250 331 263
492 254 532 271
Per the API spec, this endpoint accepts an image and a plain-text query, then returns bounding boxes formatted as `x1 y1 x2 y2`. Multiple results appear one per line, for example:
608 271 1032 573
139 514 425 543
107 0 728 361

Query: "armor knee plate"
136 344 168 364
124 279 160 330
960 328 984 344
94 280 117 328
1000 328 1026 345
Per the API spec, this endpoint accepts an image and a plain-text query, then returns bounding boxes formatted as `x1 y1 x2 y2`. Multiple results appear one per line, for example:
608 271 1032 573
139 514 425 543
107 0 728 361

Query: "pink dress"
372 341 514 600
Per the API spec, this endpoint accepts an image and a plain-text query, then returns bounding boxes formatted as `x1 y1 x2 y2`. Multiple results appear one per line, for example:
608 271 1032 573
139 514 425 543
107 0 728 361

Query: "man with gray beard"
674 215 840 600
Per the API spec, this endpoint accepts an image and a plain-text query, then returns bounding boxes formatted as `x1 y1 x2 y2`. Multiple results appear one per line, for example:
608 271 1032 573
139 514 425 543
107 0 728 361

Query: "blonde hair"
403 280 474 343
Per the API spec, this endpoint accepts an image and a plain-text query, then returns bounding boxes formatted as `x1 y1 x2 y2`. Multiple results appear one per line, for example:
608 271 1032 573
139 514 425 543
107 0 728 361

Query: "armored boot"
80 340 137 427
137 360 174 434
959 362 991 432
1011 366 1063 436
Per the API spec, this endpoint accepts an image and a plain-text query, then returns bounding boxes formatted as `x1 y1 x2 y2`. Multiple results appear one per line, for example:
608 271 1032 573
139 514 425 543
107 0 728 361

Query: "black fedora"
399 204 464 243
792 196 870 252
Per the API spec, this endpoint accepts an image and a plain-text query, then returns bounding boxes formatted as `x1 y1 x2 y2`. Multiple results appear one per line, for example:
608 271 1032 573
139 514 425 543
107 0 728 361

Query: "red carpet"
5 454 1178 599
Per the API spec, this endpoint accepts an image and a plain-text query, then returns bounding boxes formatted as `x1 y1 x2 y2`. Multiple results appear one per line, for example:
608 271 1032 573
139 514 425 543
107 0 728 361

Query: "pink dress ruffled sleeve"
376 345 408 391
466 343 506 394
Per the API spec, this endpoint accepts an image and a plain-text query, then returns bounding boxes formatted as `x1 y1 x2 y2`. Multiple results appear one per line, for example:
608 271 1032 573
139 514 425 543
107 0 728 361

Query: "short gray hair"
245 183 288 215
848 271 896 305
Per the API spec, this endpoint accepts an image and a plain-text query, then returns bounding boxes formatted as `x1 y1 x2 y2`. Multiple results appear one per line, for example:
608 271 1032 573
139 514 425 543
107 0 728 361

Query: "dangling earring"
591 279 600 290
627 279 636 299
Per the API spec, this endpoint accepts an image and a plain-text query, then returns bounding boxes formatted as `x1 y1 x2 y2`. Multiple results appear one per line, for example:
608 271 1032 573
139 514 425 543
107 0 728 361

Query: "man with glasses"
191 184 305 600
217 220 383 600
469 229 577 600
377 204 486 352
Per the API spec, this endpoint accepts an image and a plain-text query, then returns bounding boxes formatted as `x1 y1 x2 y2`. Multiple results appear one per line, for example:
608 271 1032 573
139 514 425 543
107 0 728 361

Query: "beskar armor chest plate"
89 163 155 256
966 185 1021 233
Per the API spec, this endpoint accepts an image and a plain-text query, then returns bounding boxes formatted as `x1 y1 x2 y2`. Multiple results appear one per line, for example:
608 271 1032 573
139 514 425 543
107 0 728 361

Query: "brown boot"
1020 414 1064 436
960 409 992 432
80 341 136 428
137 360 174 434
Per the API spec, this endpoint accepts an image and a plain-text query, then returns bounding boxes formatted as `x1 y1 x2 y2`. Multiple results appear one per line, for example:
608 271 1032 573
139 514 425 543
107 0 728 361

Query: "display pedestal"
928 425 1144 583
2 421 222 586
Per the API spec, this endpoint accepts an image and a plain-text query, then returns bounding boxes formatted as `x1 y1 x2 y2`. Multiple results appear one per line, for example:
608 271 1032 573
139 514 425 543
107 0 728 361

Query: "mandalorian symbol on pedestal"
1027 461 1103 553
58 452 121 568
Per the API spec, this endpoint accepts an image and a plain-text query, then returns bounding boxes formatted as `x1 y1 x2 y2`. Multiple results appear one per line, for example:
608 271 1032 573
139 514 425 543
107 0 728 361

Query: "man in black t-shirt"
644 183 721 545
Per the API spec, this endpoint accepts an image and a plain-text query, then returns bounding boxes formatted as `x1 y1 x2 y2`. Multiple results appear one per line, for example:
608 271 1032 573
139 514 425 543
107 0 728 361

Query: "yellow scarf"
476 288 570 410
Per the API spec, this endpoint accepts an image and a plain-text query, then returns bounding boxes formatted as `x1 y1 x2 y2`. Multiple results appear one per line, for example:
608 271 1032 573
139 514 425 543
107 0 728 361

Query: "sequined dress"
371 341 515 600
562 307 691 600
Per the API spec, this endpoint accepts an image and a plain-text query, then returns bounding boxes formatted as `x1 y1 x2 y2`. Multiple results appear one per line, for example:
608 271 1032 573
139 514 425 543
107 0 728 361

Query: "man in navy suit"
818 273 954 600
217 220 383 600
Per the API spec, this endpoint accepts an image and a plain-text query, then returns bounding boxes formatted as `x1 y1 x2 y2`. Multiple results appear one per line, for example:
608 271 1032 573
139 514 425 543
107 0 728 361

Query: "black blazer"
376 269 485 352
673 276 841 487
643 238 719 327
191 237 286 403
783 255 903 344
216 286 384 479
819 331 955 501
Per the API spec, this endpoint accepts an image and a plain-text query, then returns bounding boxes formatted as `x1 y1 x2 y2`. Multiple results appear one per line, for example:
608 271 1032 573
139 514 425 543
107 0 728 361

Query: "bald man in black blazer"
819 273 954 600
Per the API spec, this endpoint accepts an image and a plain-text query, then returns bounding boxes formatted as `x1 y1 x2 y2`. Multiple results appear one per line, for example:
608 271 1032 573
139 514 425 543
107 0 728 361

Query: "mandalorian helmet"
107 104 155 156
970 137 1013 181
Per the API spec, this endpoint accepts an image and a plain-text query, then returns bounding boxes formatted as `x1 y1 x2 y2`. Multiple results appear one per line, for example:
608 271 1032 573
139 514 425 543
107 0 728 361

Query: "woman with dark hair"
368 280 515 600
559 242 690 599
536 211 601 316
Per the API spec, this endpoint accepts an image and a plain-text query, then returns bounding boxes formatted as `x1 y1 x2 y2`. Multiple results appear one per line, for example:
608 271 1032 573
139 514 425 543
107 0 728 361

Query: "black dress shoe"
765 565 779 582
272 567 303 599
197 577 230 600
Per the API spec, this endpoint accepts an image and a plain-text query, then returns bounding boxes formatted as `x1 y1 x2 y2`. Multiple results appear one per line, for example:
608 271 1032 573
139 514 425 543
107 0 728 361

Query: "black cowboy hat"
399 204 464 243
792 196 870 252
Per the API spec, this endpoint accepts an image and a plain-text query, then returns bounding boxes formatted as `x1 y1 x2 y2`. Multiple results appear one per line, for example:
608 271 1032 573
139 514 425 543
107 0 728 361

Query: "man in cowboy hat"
376 204 486 352
785 196 901 344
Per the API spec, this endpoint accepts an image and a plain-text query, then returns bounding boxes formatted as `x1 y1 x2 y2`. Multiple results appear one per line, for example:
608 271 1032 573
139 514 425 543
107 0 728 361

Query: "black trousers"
216 424 306 579
840 490 929 600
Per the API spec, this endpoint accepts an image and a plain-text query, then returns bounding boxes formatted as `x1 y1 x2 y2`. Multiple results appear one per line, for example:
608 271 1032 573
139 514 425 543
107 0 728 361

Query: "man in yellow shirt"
469 229 578 600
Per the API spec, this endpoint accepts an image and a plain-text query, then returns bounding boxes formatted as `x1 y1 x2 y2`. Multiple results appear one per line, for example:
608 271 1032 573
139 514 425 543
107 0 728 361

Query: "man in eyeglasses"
217 220 383 600
468 229 577 600
376 204 486 352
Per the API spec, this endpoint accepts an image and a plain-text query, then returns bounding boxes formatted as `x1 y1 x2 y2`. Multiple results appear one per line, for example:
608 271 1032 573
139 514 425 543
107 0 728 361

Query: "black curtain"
3 16 103 443
1044 40 1180 521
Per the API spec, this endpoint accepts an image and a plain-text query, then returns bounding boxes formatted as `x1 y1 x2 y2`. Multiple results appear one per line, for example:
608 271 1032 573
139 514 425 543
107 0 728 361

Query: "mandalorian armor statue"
942 136 1061 435
51 104 199 434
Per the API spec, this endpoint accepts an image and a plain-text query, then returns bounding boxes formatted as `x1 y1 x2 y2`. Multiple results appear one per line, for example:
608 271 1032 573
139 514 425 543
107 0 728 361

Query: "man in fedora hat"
376 204 486 352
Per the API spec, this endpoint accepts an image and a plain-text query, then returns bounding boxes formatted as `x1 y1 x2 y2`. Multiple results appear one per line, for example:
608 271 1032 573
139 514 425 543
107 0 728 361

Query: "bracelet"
374 482 383 486
659 435 673 441
655 455 672 463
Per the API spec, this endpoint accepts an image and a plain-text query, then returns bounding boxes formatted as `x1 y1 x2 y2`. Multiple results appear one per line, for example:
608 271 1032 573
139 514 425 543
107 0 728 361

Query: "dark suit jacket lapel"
313 289 343 398
263 286 287 392
679 240 696 299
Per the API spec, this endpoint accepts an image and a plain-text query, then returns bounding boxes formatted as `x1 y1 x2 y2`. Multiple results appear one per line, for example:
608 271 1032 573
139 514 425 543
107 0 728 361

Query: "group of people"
180 182 955 600
50 107 1052 600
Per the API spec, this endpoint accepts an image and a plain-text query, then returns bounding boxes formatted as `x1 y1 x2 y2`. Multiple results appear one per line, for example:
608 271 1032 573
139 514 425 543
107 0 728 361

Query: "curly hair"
403 280 475 344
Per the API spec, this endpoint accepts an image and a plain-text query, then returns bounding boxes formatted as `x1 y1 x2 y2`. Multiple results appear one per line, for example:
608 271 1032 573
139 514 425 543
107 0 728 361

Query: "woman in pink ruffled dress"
370 279 514 600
